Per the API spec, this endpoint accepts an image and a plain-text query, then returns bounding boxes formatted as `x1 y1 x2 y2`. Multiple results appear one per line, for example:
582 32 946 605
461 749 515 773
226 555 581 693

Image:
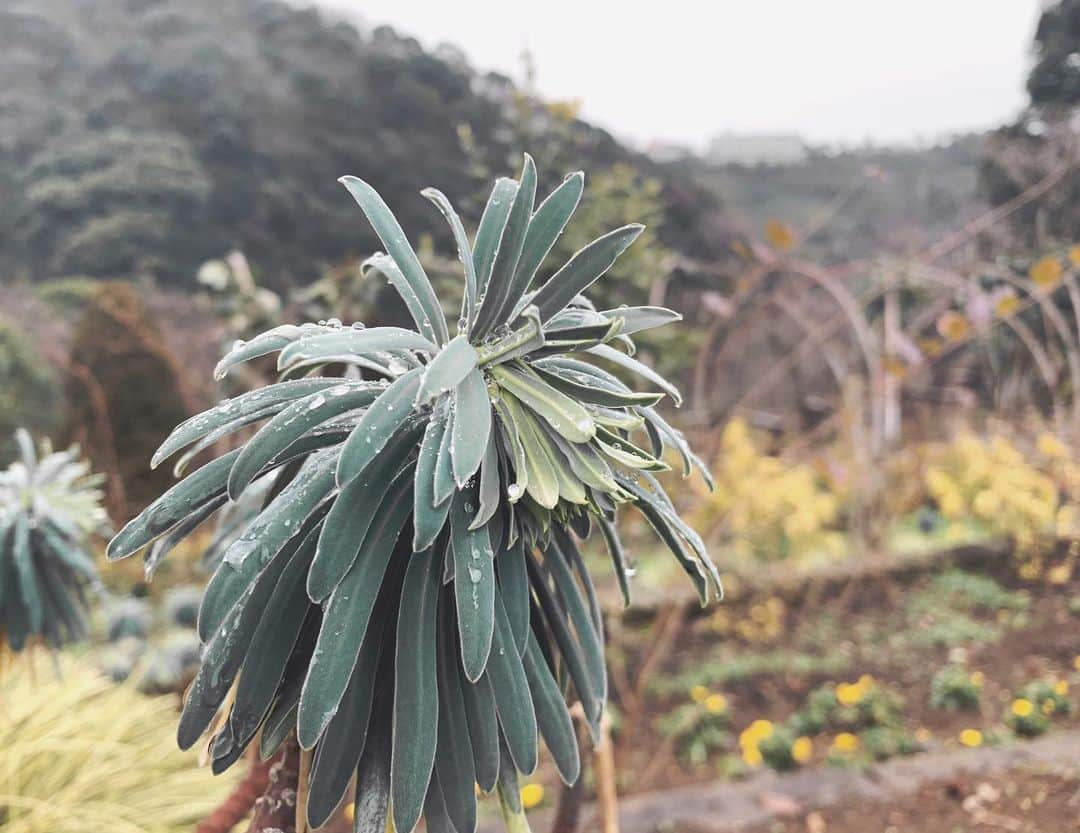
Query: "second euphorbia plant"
109 155 719 832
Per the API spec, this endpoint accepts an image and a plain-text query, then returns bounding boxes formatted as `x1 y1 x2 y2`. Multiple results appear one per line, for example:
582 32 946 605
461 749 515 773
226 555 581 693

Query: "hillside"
0 0 728 289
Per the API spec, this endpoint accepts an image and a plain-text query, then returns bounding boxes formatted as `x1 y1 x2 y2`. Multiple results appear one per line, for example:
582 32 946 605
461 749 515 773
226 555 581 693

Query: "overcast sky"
315 0 1042 149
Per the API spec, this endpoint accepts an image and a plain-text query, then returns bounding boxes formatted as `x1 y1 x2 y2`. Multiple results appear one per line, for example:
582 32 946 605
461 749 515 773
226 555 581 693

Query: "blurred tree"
1027 0 1080 107
63 282 190 517
0 0 725 288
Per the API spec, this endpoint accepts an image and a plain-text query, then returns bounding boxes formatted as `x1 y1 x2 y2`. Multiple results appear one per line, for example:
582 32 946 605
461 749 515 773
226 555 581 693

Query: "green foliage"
929 665 982 712
757 726 802 772
1027 0 1080 106
109 159 717 832
0 0 722 286
0 319 59 463
859 726 920 761
657 697 731 766
0 429 107 652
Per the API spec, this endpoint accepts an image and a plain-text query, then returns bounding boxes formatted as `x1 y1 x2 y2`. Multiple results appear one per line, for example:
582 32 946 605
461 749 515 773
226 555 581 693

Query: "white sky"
315 0 1042 148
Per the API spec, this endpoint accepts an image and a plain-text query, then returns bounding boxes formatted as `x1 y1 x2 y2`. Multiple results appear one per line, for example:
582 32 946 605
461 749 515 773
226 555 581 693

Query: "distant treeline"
0 0 727 289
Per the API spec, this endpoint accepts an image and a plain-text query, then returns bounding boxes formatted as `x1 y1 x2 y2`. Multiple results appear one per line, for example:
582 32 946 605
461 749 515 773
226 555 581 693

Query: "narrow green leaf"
214 324 319 380
600 305 682 336
11 516 41 632
306 613 388 824
487 588 538 774
278 326 438 370
472 178 519 312
470 431 501 530
108 449 240 560
451 367 492 487
416 335 478 406
309 449 417 603
472 155 536 338
413 412 452 551
392 548 441 833
460 672 500 793
490 363 594 443
498 394 558 509
297 478 412 745
339 176 448 344
527 551 601 737
229 532 314 749
598 517 632 607
352 684 393 833
422 187 478 327
543 537 606 704
524 632 581 785
497 536 529 656
531 224 644 322
532 364 663 408
451 487 494 682
587 343 683 406
434 399 457 506
178 523 317 750
513 171 584 302
336 367 423 487
153 378 339 469
228 382 380 499
434 606 478 833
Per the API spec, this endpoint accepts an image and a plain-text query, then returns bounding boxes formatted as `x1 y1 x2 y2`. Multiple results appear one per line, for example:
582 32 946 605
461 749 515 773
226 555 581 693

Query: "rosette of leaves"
1 429 107 653
108 156 720 833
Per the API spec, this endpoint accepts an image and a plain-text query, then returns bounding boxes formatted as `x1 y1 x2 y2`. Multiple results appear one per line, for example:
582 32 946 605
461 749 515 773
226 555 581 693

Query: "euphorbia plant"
1 429 107 653
108 156 719 832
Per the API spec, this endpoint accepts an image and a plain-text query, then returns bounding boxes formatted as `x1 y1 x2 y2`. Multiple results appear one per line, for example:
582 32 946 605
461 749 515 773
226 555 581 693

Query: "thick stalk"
247 735 301 833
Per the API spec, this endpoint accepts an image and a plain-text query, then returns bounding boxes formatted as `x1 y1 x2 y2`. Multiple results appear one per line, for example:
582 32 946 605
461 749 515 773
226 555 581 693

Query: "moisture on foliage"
109 156 719 833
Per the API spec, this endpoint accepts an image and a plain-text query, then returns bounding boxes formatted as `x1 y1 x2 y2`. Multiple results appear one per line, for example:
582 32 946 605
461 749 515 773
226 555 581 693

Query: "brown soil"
740 763 1080 833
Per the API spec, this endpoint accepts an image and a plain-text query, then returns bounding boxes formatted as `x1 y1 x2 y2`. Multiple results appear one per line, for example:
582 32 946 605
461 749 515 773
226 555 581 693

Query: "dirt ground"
740 763 1080 833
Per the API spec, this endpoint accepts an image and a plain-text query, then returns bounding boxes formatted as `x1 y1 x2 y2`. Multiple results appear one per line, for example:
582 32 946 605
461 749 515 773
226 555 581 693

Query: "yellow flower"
1047 563 1072 585
704 693 728 715
1054 681 1069 697
1037 433 1068 459
832 732 859 753
690 684 709 704
993 291 1020 317
1011 698 1033 717
970 671 985 688
740 719 774 746
1030 255 1063 289
520 783 545 809
958 729 983 748
1042 700 1055 715
792 736 813 764
765 218 795 251
914 727 933 744
836 682 862 706
741 744 763 767
937 310 970 342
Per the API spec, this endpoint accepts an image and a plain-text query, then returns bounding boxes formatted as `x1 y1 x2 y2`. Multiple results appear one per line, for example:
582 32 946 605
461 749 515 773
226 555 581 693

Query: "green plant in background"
108 156 719 833
0 429 107 653
658 688 731 766
0 319 60 463
929 664 983 711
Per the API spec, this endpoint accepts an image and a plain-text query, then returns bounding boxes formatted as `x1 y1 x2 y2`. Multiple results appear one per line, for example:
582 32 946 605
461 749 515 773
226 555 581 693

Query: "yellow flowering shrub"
695 419 847 562
923 433 1073 552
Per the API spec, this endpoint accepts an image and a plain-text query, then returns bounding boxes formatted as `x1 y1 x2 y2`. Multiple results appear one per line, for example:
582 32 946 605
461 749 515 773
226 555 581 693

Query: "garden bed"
520 539 1080 825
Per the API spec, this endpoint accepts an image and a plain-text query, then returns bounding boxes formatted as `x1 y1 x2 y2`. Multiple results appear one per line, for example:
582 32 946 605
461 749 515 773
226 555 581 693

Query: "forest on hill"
0 0 729 289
